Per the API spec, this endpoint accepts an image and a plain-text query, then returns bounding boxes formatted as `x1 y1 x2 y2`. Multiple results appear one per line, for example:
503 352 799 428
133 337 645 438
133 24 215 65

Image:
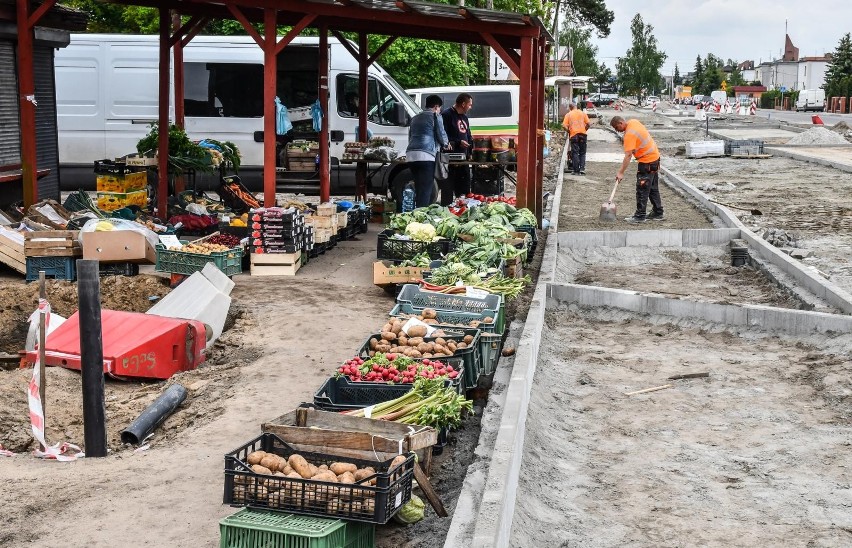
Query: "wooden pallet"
730 154 773 159
24 230 82 258
0 232 26 274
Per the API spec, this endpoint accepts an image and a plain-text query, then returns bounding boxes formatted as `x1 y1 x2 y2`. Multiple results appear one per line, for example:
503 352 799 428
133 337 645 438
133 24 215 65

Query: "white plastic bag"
81 218 159 249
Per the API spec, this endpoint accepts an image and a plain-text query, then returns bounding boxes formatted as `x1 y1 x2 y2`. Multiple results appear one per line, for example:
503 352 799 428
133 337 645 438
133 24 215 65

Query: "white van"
710 90 728 105
54 34 422 195
795 89 825 112
406 85 519 137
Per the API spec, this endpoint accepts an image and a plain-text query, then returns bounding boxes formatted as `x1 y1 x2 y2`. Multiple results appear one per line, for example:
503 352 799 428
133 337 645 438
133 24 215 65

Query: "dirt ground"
0 136 556 546
511 305 852 547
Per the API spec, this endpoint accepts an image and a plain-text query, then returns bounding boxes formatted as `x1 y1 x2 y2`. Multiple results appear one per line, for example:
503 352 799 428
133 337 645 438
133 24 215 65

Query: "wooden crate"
304 215 337 230
24 230 82 258
0 230 26 274
316 203 337 216
336 211 348 228
314 227 334 243
262 407 437 462
250 251 301 276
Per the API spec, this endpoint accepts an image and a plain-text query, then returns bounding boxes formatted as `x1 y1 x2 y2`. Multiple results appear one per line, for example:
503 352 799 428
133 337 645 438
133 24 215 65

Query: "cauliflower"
404 222 437 242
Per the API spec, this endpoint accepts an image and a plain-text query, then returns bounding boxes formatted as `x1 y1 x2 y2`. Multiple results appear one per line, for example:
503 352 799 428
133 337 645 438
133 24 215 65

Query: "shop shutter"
34 46 60 200
0 40 21 167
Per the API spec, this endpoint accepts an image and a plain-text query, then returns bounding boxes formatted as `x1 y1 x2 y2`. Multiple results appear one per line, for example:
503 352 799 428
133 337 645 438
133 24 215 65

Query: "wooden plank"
730 154 772 159
0 246 26 274
624 383 673 396
0 234 26 263
668 372 710 380
24 230 79 239
250 263 302 276
25 240 77 249
263 425 410 453
250 251 300 265
24 248 82 258
412 461 448 517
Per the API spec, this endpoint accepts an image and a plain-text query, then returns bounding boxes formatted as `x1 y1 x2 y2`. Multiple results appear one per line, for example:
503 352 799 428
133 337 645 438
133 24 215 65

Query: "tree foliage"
559 23 599 77
673 63 681 86
686 53 727 95
615 14 666 100
825 33 852 98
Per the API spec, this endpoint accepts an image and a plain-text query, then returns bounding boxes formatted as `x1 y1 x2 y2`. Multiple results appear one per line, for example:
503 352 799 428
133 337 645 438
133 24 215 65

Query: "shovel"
708 199 762 215
599 178 620 221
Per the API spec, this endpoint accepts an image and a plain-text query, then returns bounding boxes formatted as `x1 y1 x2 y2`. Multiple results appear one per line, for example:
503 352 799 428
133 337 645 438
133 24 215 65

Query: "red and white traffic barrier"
652 100 657 113
749 100 756 115
28 298 84 461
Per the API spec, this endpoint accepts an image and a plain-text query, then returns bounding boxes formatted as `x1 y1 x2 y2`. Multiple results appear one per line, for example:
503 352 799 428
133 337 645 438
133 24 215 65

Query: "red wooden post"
534 37 545 223
356 33 369 202
16 0 37 207
319 25 330 203
172 12 185 128
262 8 278 207
515 37 533 215
157 8 171 218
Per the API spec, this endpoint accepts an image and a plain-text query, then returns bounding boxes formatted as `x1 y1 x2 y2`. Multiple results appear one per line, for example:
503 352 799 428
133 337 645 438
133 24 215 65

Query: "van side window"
184 62 264 118
337 74 400 126
467 92 512 118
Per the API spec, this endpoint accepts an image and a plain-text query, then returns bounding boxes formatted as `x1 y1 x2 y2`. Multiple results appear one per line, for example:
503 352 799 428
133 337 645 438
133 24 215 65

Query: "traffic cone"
812 114 824 125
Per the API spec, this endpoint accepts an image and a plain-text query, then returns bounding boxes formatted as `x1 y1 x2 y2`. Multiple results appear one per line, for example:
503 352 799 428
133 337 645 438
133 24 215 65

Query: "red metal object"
157 8 171 218
319 25 330 203
26 310 206 380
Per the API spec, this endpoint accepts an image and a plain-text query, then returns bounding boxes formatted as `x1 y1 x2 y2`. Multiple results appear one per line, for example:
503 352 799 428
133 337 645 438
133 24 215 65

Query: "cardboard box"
82 230 157 264
96 171 147 193
373 260 426 286
97 190 148 212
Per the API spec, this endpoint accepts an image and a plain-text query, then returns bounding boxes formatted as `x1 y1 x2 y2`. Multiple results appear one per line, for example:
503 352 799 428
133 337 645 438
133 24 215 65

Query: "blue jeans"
408 161 436 208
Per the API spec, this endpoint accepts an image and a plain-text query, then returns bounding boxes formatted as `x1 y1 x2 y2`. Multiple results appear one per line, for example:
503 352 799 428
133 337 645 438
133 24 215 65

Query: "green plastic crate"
155 242 242 276
388 303 498 334
395 285 505 335
479 332 503 375
220 509 375 548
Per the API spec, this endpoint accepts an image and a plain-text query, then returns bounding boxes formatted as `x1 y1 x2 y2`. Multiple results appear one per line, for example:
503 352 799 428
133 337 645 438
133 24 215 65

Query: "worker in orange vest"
562 102 590 175
610 115 664 223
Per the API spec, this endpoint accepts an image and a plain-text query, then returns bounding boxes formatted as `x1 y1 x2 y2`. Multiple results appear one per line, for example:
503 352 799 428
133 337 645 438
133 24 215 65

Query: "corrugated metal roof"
0 0 88 31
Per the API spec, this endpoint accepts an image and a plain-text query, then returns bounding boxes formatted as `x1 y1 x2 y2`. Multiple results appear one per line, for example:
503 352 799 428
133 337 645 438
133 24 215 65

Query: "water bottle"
402 186 415 213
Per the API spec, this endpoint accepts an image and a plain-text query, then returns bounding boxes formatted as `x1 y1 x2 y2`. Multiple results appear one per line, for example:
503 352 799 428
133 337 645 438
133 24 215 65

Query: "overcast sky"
586 0 851 76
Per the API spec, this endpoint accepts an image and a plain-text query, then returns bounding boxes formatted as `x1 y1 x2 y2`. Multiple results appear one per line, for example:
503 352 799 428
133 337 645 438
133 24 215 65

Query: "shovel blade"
599 201 617 222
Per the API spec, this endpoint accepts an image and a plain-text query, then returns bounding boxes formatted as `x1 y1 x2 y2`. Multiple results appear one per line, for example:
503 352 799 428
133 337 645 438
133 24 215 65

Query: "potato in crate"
224 433 414 524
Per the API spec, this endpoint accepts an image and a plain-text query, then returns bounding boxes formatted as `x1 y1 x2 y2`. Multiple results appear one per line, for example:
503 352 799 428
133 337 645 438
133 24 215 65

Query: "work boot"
646 211 666 221
624 216 646 224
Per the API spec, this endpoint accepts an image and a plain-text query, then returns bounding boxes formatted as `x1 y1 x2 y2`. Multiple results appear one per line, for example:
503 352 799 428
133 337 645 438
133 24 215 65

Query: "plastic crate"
313 376 414 412
219 509 374 548
98 262 139 277
155 242 243 276
396 284 505 335
355 332 471 390
479 332 504 375
376 229 455 263
224 433 414 525
725 139 764 155
388 302 498 334
26 256 76 282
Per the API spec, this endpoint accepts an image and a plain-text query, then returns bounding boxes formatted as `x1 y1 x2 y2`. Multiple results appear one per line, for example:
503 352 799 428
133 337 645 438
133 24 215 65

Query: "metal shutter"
34 46 59 200
0 40 20 166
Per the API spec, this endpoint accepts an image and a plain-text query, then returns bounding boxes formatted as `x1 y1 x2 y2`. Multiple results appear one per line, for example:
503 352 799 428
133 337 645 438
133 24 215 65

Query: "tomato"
386 353 397 361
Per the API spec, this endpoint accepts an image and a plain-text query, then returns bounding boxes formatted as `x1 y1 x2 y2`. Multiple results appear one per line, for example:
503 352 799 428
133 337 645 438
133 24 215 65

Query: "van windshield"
382 74 420 115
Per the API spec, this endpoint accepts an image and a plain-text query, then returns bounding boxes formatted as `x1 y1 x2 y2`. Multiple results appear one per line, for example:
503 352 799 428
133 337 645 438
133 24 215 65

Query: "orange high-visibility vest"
623 119 660 163
564 109 589 138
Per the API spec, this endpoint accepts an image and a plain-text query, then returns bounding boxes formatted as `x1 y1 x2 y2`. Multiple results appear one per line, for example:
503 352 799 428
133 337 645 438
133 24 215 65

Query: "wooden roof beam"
27 0 57 28
481 32 520 76
227 4 264 48
169 15 202 47
275 14 317 54
330 29 359 60
395 1 414 13
367 36 396 66
181 16 210 48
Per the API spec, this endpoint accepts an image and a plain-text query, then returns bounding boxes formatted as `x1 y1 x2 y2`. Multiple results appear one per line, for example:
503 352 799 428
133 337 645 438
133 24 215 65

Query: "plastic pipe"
121 384 187 445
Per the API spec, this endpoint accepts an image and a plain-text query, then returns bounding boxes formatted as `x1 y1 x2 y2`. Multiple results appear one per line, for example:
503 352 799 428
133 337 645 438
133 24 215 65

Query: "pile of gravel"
786 126 849 145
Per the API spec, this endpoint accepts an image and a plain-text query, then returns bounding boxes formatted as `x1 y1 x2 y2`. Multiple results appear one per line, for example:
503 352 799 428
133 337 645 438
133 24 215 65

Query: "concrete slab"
584 152 624 162
765 146 852 173
558 230 627 249
709 128 799 142
146 272 232 346
682 228 741 246
201 262 235 295
625 229 683 247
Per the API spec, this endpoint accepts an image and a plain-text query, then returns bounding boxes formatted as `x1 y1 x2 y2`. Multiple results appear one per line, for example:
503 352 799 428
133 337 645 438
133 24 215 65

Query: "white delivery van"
406 85 519 137
54 34 422 195
710 90 728 105
795 89 825 112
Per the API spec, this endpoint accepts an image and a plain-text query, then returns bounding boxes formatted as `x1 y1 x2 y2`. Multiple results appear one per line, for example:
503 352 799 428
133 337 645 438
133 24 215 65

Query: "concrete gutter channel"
444 122 852 547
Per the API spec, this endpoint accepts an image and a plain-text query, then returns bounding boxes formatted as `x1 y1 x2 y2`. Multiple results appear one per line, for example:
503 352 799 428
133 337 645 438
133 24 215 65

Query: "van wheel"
390 168 414 212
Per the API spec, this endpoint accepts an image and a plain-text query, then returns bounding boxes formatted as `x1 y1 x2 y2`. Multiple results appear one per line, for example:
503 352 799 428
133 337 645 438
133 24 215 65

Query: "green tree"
615 14 666 101
371 37 472 88
727 60 746 90
825 33 852 98
594 62 613 92
673 63 681 85
560 23 599 77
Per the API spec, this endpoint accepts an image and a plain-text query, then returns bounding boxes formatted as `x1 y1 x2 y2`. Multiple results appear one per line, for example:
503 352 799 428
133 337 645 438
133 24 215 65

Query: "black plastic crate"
98 262 139 277
224 433 414 525
376 229 455 263
313 376 413 412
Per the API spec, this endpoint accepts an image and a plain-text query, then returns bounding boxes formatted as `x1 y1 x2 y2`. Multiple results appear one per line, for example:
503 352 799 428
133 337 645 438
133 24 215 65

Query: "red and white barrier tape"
28 299 84 461
0 443 14 457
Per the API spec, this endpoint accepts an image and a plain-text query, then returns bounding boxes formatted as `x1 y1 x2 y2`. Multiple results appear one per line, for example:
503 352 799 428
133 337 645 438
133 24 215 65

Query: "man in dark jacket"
440 93 473 205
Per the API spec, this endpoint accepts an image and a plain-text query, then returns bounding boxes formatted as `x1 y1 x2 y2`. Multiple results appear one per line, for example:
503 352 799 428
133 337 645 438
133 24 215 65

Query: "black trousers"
570 134 587 173
634 160 663 218
440 164 471 205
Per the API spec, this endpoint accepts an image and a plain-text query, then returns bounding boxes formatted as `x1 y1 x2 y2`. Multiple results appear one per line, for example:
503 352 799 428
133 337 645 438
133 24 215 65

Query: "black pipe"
77 260 107 457
121 384 187 445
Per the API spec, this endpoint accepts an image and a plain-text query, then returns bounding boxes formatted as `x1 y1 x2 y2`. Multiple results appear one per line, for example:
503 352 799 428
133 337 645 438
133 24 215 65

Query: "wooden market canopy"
13 0 551 222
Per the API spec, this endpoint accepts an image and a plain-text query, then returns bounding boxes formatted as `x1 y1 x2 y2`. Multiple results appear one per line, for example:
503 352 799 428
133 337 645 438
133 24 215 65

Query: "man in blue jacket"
440 93 473 205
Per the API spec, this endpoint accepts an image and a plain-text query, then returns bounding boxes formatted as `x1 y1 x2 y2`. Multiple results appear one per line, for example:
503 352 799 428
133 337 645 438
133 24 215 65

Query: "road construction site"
2 107 852 547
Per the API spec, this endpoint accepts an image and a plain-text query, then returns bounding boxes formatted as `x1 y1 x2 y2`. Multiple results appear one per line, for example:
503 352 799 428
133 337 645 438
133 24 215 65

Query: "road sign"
720 80 727 91
780 86 787 93
490 51 511 81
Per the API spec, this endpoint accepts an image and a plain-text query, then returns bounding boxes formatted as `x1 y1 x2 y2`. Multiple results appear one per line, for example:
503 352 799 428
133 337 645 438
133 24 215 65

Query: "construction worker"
562 102 590 175
610 115 664 223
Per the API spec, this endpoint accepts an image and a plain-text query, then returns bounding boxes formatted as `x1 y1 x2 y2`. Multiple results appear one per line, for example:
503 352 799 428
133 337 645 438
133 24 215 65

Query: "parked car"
589 93 618 106
645 95 660 106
